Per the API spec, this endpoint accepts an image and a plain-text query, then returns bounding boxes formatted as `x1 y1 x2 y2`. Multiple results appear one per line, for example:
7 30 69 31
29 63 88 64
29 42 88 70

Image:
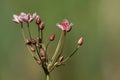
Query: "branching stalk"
61 45 80 63
48 31 65 69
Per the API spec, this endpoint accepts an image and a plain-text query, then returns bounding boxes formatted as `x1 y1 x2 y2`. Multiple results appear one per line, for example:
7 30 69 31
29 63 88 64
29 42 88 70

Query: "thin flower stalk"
20 23 39 62
27 23 32 39
61 46 80 64
37 24 40 41
48 31 66 70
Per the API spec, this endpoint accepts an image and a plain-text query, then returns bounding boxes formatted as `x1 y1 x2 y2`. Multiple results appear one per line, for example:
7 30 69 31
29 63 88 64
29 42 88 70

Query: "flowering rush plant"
12 12 83 80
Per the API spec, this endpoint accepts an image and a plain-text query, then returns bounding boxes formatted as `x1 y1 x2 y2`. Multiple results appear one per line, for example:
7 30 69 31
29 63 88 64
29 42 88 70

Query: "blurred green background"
0 0 120 80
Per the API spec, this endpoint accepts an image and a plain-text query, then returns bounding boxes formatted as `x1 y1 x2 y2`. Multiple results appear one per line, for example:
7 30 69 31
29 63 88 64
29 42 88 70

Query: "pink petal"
63 19 69 24
12 15 20 23
56 23 65 30
32 13 37 18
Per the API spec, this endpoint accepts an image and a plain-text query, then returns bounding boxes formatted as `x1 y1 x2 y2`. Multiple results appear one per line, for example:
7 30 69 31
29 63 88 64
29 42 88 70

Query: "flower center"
61 22 68 28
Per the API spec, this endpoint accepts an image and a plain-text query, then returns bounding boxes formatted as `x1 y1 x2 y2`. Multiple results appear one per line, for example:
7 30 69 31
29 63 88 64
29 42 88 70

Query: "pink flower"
12 12 36 24
56 19 73 32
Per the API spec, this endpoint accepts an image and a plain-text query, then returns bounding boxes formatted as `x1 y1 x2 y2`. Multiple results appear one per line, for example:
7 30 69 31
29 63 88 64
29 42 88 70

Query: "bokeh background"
0 0 120 80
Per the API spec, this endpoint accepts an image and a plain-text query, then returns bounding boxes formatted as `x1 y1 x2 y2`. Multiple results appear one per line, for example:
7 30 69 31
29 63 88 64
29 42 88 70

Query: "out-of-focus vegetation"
0 0 120 80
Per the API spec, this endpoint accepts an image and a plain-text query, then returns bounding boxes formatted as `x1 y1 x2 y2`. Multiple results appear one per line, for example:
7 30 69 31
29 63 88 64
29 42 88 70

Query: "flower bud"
36 15 41 24
31 39 36 44
36 60 41 65
59 56 64 62
38 38 42 43
34 57 41 65
78 37 83 45
29 46 35 52
37 43 42 48
49 34 55 41
39 50 45 59
39 22 44 30
25 39 31 45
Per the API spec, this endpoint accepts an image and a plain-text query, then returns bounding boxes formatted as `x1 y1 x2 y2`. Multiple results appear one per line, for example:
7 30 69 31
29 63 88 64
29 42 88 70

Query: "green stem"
69 45 80 57
55 33 66 62
37 24 40 39
48 31 65 69
61 45 80 63
52 31 65 61
27 23 32 39
46 74 50 80
20 24 39 63
21 24 26 42
40 30 43 40
45 41 51 62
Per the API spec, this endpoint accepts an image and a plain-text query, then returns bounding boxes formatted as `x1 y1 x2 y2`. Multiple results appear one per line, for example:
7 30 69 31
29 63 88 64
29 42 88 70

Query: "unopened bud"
39 22 44 30
34 57 41 65
38 38 42 43
31 39 36 44
29 46 35 52
36 15 41 24
59 56 64 62
25 39 31 45
78 37 83 45
37 43 42 48
49 34 55 41
39 50 45 59
36 60 41 65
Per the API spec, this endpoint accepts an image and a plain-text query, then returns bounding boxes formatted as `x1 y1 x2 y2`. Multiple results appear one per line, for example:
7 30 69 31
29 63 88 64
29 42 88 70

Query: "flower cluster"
12 12 83 77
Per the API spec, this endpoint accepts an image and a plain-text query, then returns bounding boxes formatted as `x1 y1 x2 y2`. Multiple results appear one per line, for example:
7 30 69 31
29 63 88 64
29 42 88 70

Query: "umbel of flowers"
12 12 83 80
